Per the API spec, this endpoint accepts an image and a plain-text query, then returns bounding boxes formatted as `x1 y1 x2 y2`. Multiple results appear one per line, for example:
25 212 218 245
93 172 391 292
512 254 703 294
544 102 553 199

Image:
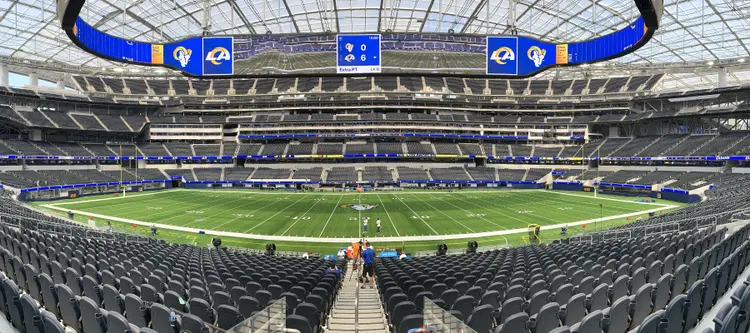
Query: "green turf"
33 188 683 253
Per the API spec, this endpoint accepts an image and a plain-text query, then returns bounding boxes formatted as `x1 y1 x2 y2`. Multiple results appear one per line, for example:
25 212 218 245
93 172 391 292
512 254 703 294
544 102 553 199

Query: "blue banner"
203 37 234 75
486 37 518 75
163 37 203 76
517 38 556 76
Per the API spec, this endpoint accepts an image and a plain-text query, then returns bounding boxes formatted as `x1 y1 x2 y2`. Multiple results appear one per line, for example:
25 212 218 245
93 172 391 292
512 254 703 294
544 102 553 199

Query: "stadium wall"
19 181 172 201
598 165 725 173
652 191 701 204
552 182 584 191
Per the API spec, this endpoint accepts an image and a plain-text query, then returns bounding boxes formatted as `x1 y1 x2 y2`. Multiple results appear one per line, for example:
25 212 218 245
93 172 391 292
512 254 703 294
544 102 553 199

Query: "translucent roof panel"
1 0 749 85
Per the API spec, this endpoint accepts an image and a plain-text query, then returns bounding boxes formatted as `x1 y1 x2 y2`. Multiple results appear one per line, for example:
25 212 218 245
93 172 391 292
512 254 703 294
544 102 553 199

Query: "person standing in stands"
361 241 376 289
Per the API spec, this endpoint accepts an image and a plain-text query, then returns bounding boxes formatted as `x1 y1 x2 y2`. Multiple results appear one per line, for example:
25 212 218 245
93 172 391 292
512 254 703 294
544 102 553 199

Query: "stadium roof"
1 0 750 90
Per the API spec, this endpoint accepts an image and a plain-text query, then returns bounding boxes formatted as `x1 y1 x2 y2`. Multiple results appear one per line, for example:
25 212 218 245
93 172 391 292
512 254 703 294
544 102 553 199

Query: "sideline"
41 203 679 243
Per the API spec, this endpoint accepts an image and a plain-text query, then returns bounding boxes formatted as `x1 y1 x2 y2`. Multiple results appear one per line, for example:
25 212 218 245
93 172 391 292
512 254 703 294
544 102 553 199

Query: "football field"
42 189 675 242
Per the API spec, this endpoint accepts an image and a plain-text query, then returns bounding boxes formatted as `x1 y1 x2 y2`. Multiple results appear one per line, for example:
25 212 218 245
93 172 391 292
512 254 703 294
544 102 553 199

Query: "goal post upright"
120 144 125 197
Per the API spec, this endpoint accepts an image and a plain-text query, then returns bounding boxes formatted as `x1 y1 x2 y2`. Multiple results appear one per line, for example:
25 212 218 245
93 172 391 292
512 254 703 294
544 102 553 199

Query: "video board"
336 34 382 74
58 0 661 78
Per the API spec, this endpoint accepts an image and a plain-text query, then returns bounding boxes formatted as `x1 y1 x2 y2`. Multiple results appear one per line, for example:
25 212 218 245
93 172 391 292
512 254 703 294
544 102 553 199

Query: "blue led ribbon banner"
57 0 661 78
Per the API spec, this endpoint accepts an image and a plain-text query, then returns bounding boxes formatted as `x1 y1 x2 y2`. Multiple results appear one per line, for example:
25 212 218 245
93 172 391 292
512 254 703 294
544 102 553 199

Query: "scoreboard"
336 34 382 74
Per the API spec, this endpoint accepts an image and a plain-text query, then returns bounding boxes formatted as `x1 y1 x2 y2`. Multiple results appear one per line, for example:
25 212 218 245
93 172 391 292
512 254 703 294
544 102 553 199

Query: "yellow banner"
556 44 569 64
151 45 164 65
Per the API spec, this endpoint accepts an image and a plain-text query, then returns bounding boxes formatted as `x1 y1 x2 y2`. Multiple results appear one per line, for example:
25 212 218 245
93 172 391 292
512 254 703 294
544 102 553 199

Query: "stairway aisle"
327 261 388 333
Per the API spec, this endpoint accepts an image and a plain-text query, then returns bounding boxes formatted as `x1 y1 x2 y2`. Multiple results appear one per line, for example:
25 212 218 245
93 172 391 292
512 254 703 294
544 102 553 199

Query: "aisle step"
326 261 388 333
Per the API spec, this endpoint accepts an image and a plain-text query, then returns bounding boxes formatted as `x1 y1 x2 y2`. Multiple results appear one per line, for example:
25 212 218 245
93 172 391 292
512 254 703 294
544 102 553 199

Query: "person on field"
376 218 382 233
361 241 376 289
363 216 369 234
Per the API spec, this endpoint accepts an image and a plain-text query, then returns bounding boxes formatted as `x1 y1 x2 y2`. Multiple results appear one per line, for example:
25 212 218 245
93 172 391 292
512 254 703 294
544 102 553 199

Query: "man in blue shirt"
361 242 376 289
325 264 342 280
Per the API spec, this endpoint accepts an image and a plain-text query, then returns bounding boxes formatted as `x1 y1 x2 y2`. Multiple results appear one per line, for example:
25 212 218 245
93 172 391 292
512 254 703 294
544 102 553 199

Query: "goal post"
527 224 541 244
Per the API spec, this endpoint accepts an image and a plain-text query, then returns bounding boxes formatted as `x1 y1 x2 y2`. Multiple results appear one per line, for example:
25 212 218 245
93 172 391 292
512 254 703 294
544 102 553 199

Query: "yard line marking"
534 192 647 213
410 194 475 233
281 195 324 235
108 191 209 222
187 194 263 229
436 196 507 230
549 191 672 207
318 194 344 237
376 193 400 236
515 193 611 220
454 193 564 225
396 196 439 235
243 194 309 233
49 190 173 205
63 190 195 216
71 191 194 216
177 189 544 196
153 194 235 224
45 205 678 243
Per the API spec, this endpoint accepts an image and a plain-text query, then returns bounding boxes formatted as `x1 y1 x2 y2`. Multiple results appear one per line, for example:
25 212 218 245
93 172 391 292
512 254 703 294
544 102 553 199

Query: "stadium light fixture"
112 67 124 72
708 61 715 66
740 59 746 63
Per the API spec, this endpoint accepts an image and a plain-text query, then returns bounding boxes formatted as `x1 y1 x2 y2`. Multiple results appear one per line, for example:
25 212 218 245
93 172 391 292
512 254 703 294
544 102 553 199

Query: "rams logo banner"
163 37 203 76
517 38 556 75
487 36 557 76
203 37 234 75
486 37 518 75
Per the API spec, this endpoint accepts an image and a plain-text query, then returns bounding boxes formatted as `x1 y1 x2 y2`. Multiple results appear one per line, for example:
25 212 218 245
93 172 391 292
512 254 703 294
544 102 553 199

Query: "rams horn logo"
340 204 378 211
490 47 515 65
173 46 192 68
206 47 231 65
527 46 546 68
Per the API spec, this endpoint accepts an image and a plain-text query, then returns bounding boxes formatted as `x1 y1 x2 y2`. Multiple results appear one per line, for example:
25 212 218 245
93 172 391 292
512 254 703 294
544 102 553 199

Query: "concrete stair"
327 262 388 333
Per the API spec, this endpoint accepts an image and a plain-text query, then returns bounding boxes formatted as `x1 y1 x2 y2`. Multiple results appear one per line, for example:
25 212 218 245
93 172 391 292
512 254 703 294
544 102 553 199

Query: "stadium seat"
287 314 313 333
216 304 244 329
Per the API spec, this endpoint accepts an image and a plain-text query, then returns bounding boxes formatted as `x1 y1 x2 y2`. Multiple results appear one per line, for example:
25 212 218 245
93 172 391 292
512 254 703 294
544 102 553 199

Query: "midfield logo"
340 203 379 211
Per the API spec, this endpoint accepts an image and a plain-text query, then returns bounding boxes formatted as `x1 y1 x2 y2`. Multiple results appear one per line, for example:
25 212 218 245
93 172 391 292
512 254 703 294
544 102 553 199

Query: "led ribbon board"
487 17 648 75
57 0 661 78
